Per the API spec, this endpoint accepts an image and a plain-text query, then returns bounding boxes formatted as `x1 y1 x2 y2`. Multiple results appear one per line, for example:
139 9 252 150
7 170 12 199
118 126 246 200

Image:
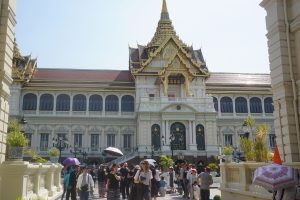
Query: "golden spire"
161 0 170 21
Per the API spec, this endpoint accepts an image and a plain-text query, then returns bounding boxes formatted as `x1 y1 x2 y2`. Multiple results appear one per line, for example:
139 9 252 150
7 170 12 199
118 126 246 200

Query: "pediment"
161 104 197 113
138 37 208 77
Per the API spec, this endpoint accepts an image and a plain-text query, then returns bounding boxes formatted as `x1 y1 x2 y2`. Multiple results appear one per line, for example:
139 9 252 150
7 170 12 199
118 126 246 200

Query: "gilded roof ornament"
12 40 37 84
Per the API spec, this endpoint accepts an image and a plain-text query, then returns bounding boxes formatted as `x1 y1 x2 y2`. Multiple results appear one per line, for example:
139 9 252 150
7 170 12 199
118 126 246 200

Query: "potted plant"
49 147 59 163
240 116 270 163
28 150 47 164
223 146 234 163
207 163 219 177
6 120 28 160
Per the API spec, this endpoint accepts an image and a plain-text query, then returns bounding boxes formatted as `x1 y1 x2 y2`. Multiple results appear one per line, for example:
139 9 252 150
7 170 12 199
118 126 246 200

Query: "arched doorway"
170 122 186 150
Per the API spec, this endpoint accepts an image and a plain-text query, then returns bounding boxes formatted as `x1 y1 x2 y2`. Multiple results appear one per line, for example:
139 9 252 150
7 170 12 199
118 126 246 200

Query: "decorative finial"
161 0 170 21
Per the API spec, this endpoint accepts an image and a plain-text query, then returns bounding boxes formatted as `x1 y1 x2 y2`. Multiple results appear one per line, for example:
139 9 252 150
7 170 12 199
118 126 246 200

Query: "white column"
53 93 57 115
247 96 250 114
261 97 265 117
102 95 106 116
70 94 73 116
86 94 90 116
192 121 196 145
217 97 221 117
161 121 165 146
189 121 192 144
84 127 89 150
165 121 169 145
233 96 236 116
118 96 122 116
36 93 40 115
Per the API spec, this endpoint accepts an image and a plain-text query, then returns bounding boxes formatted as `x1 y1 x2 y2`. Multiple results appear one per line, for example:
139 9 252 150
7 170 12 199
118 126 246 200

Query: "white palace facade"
9 0 275 164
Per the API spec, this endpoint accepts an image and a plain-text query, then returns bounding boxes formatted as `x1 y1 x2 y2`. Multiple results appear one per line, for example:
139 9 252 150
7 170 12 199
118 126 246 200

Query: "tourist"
106 164 121 200
158 176 167 197
134 160 153 200
193 181 200 200
150 165 159 200
199 167 213 200
66 165 79 200
61 165 67 200
120 162 130 199
98 165 107 198
76 166 94 200
188 169 199 200
169 166 175 193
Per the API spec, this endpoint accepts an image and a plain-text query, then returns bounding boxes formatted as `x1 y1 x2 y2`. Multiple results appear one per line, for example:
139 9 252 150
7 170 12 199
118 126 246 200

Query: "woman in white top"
134 160 153 200
76 166 94 200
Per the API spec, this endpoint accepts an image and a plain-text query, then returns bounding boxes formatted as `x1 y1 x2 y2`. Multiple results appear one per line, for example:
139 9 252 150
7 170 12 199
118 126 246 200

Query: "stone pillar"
261 0 300 162
165 120 169 145
0 0 16 163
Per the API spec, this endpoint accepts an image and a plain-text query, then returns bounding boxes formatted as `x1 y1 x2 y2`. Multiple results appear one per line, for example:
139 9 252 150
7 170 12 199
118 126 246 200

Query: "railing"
220 162 300 200
0 161 63 200
139 96 214 112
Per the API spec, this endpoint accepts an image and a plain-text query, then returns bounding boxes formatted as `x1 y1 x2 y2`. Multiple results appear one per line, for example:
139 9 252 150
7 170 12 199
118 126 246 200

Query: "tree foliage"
7 120 28 147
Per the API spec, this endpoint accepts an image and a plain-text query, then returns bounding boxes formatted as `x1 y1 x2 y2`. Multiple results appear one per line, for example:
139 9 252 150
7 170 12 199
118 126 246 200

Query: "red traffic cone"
273 144 282 165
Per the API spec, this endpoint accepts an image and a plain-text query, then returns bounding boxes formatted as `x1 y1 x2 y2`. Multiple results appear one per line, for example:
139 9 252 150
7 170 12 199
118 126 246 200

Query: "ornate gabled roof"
12 41 37 84
129 0 208 76
147 0 187 51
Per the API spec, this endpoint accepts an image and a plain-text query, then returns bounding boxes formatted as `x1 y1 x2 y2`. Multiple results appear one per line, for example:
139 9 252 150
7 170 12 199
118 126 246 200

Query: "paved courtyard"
83 183 221 200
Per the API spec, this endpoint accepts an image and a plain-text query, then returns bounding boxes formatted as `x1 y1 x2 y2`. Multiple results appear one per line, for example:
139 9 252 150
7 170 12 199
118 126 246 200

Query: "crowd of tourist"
61 159 214 200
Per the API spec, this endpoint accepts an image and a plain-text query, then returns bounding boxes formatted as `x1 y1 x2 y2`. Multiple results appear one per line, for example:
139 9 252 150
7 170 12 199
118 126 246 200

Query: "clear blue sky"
16 0 269 73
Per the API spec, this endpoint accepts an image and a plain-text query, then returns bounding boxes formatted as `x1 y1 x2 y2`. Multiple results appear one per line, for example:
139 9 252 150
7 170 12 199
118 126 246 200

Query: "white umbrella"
104 147 123 156
144 159 157 166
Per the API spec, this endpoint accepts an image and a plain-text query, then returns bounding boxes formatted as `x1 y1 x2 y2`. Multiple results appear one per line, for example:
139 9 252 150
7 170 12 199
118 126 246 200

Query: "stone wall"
0 0 16 164
261 0 300 162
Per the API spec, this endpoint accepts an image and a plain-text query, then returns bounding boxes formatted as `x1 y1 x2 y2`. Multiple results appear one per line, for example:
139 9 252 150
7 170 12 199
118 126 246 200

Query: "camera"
140 176 146 181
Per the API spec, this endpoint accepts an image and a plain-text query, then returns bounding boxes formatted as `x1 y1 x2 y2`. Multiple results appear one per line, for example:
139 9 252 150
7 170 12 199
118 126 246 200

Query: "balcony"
138 97 214 112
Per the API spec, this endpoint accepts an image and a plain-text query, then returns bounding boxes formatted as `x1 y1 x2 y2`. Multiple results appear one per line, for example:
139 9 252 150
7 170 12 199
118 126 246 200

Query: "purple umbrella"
63 157 80 166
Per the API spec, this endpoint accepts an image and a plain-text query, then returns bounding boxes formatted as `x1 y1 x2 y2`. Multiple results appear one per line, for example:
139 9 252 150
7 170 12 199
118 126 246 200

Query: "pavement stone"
60 182 221 200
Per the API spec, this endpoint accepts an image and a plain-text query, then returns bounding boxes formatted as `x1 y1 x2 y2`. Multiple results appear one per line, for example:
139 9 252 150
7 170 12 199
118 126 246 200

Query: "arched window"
235 97 248 113
56 94 70 111
151 124 161 151
264 97 274 113
213 97 218 111
89 95 103 111
105 95 119 111
250 97 262 113
220 97 233 113
73 94 86 111
39 94 54 111
196 124 205 150
121 95 134 112
23 93 37 110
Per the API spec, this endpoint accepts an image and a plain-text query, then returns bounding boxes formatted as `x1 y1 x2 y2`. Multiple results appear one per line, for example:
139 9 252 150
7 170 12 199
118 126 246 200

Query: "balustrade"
220 162 300 200
0 161 63 200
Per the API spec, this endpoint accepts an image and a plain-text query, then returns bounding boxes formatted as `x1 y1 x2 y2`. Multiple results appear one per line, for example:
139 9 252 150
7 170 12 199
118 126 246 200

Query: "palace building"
10 0 275 164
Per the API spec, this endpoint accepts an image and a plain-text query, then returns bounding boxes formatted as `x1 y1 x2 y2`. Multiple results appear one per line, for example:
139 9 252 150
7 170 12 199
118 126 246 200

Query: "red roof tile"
32 68 134 82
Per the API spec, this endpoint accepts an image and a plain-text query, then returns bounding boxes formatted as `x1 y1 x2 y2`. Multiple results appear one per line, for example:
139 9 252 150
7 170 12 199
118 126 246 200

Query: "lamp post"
70 144 81 159
53 135 69 163
151 145 154 158
79 151 88 163
169 133 175 159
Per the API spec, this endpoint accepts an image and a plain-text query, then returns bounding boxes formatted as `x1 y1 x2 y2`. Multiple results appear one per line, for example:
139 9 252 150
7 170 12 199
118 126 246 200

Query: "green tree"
159 155 174 171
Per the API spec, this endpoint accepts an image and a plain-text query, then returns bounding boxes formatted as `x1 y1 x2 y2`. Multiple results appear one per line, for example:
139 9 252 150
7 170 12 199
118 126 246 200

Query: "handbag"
81 175 90 192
